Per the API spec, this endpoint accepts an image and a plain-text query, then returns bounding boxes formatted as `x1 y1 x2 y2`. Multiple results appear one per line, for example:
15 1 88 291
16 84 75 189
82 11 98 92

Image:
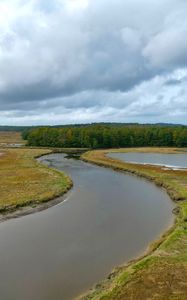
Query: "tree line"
22 124 187 148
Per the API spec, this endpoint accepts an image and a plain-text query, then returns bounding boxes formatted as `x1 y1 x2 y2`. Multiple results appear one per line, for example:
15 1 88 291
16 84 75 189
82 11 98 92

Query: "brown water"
108 152 187 169
0 153 175 300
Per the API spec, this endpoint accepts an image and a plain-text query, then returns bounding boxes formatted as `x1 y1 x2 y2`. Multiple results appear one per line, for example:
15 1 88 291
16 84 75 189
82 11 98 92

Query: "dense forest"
23 124 187 148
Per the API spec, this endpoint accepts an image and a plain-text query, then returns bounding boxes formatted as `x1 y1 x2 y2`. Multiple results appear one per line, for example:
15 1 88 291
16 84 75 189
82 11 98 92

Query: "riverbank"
0 131 25 148
0 148 72 220
81 148 187 300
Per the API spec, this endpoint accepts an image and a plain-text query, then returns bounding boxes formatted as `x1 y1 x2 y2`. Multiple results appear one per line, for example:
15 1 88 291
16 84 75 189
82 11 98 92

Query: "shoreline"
80 149 187 299
0 188 73 223
0 151 73 223
106 151 187 171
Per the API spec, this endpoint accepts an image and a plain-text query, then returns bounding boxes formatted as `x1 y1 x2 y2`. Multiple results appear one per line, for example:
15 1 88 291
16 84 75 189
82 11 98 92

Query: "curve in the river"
0 153 175 300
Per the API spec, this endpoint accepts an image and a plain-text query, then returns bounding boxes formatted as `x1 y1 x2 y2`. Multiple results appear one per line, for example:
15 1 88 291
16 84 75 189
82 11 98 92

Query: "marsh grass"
81 148 187 300
0 131 25 146
0 148 72 213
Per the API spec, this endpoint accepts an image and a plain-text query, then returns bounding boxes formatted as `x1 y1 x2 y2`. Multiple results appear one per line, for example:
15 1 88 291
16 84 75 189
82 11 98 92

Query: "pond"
0 153 175 300
108 152 187 169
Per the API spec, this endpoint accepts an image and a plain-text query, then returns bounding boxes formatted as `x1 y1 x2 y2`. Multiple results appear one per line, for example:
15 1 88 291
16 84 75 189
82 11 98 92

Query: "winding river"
0 153 175 300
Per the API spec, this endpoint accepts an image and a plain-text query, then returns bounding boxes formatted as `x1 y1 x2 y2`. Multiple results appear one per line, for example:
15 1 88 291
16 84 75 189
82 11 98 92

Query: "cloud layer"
0 0 187 125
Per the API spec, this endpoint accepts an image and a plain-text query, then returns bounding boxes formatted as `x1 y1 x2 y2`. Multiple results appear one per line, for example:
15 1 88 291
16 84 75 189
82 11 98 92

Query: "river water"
0 153 175 300
108 152 187 169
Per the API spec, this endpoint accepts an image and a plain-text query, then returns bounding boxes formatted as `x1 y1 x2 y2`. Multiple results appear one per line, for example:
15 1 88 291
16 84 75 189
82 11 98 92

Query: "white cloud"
65 0 89 12
143 29 187 68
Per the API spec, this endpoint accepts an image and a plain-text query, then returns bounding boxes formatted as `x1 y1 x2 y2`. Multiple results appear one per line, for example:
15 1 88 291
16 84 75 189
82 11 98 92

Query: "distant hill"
0 126 31 132
0 123 186 132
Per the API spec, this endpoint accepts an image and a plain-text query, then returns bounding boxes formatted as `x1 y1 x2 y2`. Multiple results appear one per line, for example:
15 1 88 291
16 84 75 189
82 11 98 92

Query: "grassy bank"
81 148 187 300
0 131 25 147
0 148 72 214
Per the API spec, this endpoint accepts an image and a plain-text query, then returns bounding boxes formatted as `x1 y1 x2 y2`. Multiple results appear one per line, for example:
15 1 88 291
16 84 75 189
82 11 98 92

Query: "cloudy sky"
0 0 187 125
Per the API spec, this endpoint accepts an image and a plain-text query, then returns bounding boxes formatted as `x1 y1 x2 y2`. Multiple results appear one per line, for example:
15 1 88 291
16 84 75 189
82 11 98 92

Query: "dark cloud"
0 0 187 124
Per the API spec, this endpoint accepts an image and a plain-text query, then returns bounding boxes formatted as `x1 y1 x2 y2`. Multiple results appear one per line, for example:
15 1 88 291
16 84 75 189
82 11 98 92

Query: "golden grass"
108 147 187 154
0 148 72 213
0 131 25 146
81 148 187 300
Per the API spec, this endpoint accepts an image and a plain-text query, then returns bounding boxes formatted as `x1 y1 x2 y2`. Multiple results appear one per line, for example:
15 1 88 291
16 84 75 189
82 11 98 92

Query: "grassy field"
108 147 187 154
81 148 187 300
0 148 72 213
0 131 25 146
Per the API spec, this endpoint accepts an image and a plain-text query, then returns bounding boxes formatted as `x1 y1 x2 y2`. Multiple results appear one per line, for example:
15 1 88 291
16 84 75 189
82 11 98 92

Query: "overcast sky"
0 0 187 125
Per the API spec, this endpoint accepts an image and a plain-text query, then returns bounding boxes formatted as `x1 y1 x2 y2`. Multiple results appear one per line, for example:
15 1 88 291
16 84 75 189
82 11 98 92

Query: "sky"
0 0 187 125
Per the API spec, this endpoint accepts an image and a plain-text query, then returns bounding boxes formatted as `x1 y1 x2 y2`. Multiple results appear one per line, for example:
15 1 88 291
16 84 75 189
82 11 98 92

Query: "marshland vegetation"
0 148 72 214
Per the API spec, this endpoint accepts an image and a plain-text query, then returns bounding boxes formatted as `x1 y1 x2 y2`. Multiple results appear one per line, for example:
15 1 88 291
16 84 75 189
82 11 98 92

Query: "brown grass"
0 148 72 213
108 147 187 154
80 148 187 300
0 131 25 146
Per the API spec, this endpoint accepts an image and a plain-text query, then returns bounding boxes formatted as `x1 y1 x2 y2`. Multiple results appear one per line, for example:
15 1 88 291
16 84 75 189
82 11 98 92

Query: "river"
0 153 175 300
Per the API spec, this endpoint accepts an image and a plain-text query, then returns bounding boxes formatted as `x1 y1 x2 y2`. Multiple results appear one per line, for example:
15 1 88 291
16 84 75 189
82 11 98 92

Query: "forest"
23 124 187 148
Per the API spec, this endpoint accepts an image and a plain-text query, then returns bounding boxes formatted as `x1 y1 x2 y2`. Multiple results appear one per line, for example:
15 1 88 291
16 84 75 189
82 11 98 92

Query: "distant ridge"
0 123 186 132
